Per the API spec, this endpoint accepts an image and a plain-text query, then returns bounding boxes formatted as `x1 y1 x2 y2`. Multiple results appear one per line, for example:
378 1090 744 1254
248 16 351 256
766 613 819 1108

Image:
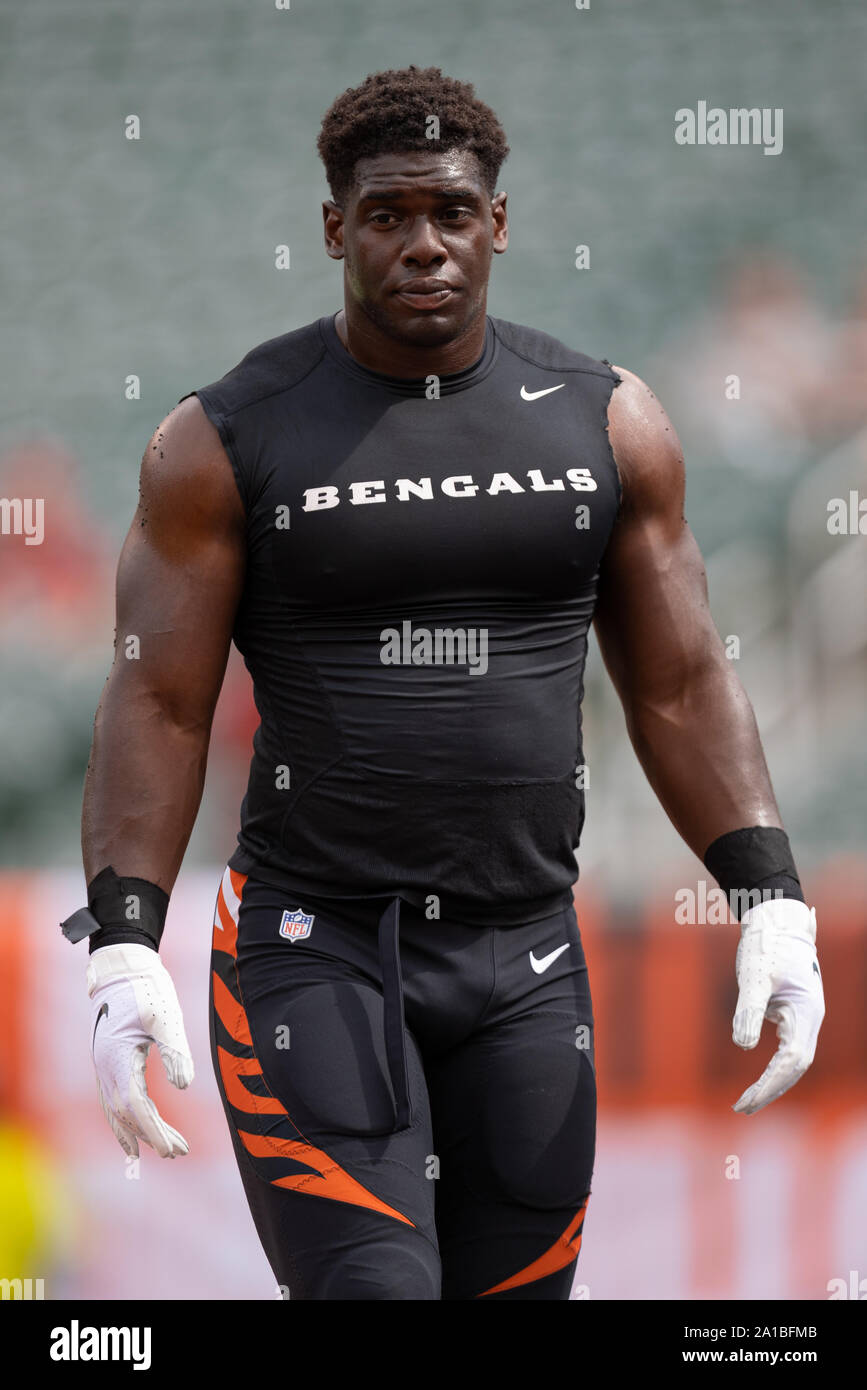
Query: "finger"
733 1011 810 1114
733 1064 801 1115
732 999 767 1050
156 1041 195 1090
126 1050 190 1157
96 1078 139 1158
127 1091 189 1157
156 1120 190 1157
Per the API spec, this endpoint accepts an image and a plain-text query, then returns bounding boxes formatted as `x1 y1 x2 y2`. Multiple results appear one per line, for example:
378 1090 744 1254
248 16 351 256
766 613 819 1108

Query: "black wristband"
59 865 168 952
703 826 805 919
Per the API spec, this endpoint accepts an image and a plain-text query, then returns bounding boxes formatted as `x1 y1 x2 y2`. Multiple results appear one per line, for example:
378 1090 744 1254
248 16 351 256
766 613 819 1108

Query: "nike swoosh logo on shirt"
529 943 571 974
520 383 565 401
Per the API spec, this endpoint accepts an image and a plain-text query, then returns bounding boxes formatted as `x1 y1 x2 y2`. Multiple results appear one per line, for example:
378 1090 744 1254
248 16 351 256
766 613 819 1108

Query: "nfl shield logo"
279 908 314 942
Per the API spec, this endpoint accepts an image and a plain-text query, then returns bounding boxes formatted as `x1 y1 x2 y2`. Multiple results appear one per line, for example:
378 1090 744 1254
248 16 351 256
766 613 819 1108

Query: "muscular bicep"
593 367 726 710
111 395 246 730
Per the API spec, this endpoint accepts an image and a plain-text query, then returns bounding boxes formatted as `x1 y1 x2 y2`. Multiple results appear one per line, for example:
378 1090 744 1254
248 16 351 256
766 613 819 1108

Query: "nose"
400 215 447 268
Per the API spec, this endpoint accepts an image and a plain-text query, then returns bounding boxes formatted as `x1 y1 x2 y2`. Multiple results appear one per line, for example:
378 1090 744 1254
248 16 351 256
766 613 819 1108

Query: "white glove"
732 897 824 1114
87 943 194 1158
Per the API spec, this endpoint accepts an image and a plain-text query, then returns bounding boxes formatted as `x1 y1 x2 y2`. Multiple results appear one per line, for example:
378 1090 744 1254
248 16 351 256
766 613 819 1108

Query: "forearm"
623 654 783 861
82 672 211 894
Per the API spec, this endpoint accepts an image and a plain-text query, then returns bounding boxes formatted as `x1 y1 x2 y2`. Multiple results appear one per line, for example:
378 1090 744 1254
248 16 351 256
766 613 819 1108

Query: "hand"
87 943 194 1157
732 897 824 1114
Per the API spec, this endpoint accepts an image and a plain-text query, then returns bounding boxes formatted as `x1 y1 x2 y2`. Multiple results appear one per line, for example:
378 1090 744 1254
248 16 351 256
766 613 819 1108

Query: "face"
322 148 508 348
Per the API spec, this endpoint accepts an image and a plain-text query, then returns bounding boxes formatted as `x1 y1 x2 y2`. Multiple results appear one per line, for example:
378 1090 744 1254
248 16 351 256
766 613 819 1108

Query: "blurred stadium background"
1 0 864 1299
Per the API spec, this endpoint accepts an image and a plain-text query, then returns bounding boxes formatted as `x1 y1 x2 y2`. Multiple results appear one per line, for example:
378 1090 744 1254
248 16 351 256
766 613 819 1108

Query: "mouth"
394 283 457 311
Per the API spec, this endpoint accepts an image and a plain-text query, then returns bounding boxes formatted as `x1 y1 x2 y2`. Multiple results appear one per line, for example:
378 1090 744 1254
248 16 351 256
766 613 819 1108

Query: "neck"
334 304 487 377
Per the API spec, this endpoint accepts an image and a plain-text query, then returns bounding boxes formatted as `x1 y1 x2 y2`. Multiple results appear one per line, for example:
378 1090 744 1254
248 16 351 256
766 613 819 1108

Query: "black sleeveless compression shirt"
181 311 621 924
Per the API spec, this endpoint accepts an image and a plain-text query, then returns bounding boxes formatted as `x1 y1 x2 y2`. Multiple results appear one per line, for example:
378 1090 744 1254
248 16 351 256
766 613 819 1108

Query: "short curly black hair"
317 65 510 206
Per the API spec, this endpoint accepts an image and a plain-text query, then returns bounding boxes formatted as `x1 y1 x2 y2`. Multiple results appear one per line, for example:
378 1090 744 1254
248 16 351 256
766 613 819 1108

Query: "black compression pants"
209 866 596 1300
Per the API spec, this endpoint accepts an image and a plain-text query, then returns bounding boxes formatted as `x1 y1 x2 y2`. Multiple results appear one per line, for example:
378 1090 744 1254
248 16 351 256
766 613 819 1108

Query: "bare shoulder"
136 394 245 542
607 364 685 515
116 394 246 651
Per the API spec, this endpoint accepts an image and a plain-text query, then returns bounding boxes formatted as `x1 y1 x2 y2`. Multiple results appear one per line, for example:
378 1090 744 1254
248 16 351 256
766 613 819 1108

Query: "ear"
491 191 508 255
322 200 345 260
